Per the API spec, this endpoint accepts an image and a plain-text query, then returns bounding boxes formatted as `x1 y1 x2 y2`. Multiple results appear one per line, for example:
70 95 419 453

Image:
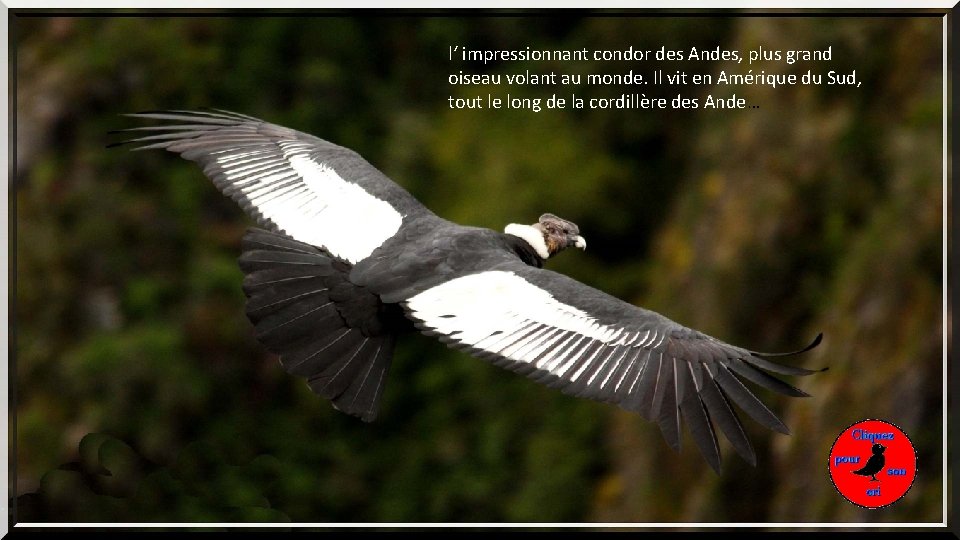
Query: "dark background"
13 14 944 523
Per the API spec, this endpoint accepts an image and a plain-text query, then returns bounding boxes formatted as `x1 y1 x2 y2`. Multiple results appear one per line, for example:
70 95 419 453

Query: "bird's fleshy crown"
505 213 586 259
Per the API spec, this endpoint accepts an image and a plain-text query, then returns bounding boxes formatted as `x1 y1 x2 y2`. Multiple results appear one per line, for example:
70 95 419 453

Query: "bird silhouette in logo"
852 443 886 481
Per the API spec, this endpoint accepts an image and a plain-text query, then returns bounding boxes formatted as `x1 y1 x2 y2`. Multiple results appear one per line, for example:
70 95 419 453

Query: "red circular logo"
828 419 917 508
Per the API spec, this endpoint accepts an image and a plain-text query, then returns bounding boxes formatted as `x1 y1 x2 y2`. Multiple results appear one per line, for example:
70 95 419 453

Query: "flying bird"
852 443 886 482
113 109 823 473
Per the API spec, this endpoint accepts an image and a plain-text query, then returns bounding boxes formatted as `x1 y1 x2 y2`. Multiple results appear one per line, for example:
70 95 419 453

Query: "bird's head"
505 213 586 260
872 443 886 454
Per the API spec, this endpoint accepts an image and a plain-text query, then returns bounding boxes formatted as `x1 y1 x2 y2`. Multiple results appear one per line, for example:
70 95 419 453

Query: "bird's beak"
573 235 586 250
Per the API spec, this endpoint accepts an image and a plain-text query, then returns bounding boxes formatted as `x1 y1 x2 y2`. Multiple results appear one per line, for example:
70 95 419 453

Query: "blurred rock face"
595 17 943 523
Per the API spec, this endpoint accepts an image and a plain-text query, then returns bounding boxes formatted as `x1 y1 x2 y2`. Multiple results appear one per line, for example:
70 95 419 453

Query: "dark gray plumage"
113 109 824 473
239 229 403 421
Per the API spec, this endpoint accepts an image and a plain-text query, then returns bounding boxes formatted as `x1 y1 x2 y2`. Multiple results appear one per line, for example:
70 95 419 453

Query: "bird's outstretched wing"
112 109 436 264
402 263 823 472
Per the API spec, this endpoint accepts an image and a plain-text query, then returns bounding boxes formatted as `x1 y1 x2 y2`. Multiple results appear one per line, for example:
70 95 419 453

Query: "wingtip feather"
750 332 823 358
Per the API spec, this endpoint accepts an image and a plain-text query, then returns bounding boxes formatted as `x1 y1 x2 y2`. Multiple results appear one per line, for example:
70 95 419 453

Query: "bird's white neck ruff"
505 223 550 259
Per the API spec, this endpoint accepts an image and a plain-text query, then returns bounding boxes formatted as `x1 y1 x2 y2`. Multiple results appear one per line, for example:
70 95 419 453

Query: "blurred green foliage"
14 15 943 524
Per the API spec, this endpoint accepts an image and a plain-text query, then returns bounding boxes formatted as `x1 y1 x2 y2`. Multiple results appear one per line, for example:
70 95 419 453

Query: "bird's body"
114 109 823 473
851 443 886 481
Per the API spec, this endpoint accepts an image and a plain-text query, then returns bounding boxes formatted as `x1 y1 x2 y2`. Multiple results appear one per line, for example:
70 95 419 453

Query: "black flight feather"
712 364 790 435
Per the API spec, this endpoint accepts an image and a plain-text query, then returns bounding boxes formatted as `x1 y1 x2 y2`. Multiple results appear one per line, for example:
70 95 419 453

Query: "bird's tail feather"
239 228 395 422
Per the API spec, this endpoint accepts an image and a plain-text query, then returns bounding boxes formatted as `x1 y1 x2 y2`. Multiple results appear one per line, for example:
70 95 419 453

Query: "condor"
114 109 823 473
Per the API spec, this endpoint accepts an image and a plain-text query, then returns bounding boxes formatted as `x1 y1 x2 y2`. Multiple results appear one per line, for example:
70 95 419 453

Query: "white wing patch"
405 271 638 374
217 142 403 264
